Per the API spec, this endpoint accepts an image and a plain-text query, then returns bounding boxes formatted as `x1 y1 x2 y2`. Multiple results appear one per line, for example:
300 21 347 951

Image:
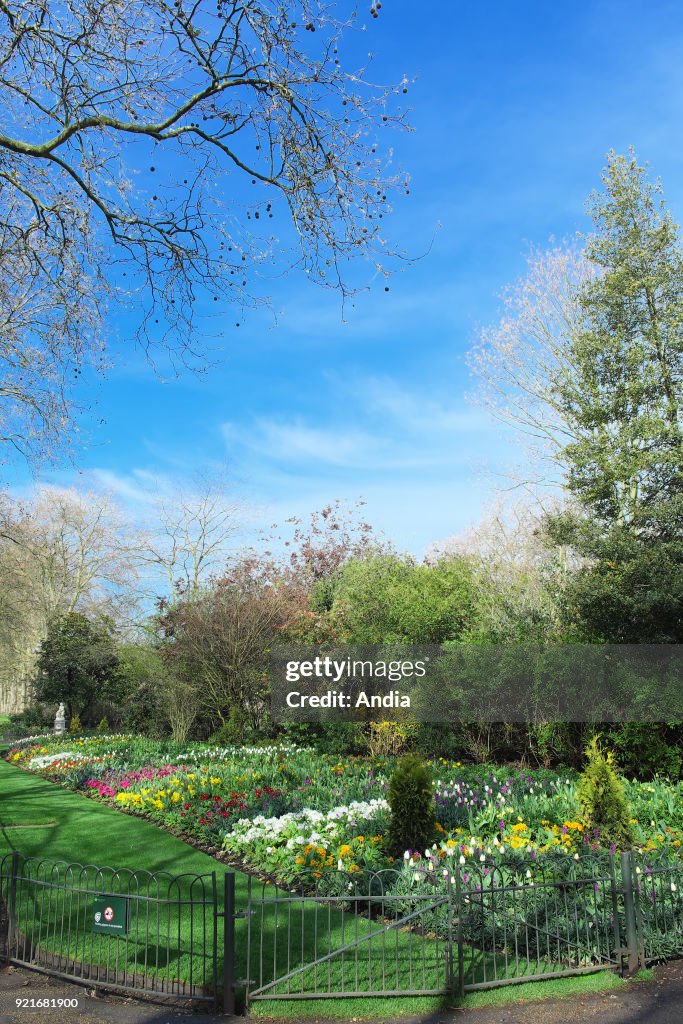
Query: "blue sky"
9 0 683 556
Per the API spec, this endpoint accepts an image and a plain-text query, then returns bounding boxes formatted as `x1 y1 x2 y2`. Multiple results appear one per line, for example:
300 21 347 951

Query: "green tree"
35 612 120 720
549 152 683 641
562 150 683 529
385 754 437 858
331 553 476 644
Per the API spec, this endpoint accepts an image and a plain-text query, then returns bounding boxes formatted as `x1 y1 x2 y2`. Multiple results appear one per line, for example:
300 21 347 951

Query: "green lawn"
0 759 627 1017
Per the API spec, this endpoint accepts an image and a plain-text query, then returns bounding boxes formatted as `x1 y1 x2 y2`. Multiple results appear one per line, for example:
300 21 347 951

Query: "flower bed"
7 735 683 889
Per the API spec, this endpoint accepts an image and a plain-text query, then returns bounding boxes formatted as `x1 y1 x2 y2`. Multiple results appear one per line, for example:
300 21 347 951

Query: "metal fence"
2 850 682 1010
243 851 683 1006
0 852 221 1007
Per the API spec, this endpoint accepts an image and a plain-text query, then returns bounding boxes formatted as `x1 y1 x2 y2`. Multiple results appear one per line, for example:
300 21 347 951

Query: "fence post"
7 850 20 956
620 851 641 974
223 872 235 1016
608 853 622 971
454 863 465 1000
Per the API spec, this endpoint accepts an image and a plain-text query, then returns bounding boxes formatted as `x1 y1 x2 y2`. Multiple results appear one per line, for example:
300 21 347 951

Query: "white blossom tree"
467 243 597 486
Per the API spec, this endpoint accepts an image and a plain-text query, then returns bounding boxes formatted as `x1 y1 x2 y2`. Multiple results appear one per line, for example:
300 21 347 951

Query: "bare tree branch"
0 0 411 463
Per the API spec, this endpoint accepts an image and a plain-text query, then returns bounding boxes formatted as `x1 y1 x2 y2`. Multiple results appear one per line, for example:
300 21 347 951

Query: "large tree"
35 610 120 720
0 486 139 712
468 243 596 486
0 1 409 462
549 152 683 642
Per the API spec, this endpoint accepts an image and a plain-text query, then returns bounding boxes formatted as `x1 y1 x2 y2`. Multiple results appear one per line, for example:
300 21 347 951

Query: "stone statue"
54 702 66 735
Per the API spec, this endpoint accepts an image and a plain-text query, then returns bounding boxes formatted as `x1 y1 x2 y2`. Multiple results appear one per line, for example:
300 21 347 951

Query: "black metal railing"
2 849 682 1010
243 851 683 1005
0 852 219 1006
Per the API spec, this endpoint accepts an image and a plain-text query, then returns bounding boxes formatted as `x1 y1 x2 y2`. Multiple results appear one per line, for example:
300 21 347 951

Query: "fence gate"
243 860 642 1006
0 852 220 1008
244 870 456 1003
455 861 622 993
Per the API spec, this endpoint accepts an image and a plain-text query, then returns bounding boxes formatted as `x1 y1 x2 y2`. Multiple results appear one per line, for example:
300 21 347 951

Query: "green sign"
92 895 129 935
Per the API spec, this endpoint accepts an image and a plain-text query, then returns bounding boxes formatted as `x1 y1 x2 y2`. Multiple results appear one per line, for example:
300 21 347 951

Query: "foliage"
548 152 683 643
608 723 682 781
564 151 683 529
97 717 109 734
35 612 120 719
330 553 476 643
7 736 683 889
576 738 634 849
364 721 415 759
159 555 297 733
386 754 437 858
68 713 82 734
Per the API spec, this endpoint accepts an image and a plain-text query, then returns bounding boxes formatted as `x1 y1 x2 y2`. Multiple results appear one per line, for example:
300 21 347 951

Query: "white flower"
479 854 485 863
403 851 410 861
338 859 343 872
413 872 421 882
574 853 580 860
459 855 466 865
671 883 677 893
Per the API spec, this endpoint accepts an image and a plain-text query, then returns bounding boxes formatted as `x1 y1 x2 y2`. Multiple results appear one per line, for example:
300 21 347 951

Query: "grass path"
0 758 232 877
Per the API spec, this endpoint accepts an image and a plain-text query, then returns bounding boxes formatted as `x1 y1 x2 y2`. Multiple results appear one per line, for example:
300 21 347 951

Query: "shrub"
385 754 436 858
576 736 634 849
609 723 682 781
68 713 82 734
97 716 109 734
365 720 415 759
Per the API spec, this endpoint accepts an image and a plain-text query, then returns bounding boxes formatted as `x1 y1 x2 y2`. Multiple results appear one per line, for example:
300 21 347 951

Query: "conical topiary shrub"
385 754 437 858
576 736 634 850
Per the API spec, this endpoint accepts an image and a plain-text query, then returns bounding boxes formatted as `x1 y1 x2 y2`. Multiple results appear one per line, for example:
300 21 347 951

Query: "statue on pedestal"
54 702 66 735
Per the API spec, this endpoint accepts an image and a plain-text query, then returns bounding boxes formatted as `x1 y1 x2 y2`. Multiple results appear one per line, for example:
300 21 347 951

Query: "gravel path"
2 961 683 1024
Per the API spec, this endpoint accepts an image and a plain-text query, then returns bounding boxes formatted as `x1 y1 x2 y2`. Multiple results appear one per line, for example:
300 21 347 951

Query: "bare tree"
161 554 298 732
428 496 572 642
138 479 245 599
0 1 410 462
467 243 597 486
0 486 139 711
